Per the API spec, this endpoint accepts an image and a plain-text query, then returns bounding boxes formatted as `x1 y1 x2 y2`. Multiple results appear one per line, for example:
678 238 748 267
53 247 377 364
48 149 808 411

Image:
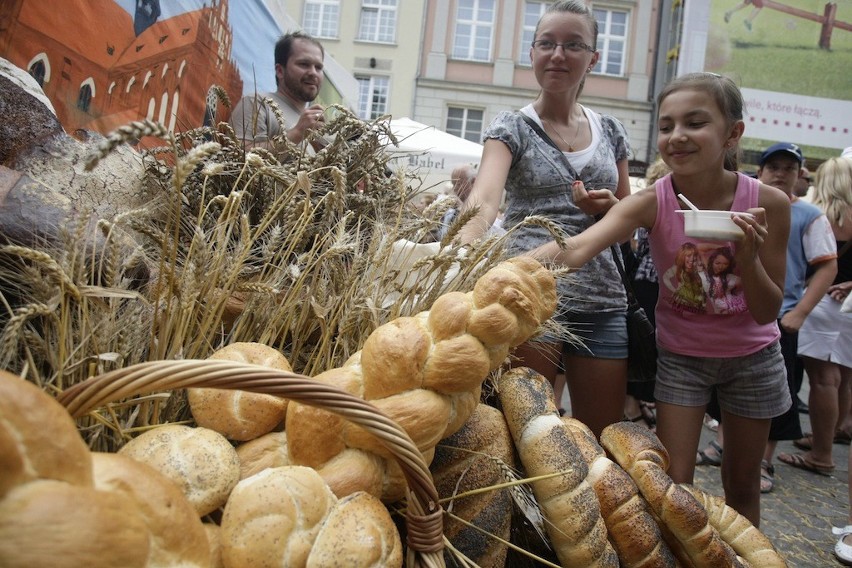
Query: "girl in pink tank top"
529 72 792 527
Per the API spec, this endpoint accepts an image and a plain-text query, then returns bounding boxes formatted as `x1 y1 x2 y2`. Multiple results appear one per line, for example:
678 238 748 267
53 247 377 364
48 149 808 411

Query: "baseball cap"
759 142 804 167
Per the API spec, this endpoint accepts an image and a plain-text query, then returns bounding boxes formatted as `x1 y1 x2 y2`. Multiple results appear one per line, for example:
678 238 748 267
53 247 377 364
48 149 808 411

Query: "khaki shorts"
655 341 790 419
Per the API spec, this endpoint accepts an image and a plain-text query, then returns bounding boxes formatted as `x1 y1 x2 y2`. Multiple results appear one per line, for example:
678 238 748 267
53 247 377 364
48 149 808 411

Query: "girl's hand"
572 180 618 217
828 281 852 302
733 207 767 265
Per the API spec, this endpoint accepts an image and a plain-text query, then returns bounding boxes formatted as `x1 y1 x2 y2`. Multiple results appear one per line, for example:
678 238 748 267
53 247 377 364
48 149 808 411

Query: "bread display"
430 403 515 568
220 465 402 568
118 423 240 516
561 416 677 568
683 484 786 567
0 370 93 497
498 367 619 567
285 256 557 501
188 342 292 441
600 421 744 568
307 491 403 568
91 452 211 567
235 430 291 480
0 479 151 568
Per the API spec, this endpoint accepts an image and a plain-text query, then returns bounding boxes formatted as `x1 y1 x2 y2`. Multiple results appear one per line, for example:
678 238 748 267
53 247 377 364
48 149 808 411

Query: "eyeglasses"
531 39 595 54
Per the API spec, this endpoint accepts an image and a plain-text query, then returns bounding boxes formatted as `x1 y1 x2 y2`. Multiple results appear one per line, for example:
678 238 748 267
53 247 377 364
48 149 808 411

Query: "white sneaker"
833 525 852 565
703 413 719 432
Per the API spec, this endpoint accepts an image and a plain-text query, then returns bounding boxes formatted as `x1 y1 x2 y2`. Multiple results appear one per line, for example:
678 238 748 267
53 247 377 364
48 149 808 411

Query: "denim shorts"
655 341 790 419
560 311 628 359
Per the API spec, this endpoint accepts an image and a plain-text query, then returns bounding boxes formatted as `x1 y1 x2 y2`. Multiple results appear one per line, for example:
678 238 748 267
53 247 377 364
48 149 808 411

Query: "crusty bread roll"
235 430 291 480
203 523 225 568
683 484 787 567
561 417 677 568
0 479 150 568
188 342 292 441
118 424 240 516
220 465 338 567
0 371 93 497
92 452 211 568
286 257 556 502
430 403 515 568
307 491 403 567
600 422 744 568
498 367 619 567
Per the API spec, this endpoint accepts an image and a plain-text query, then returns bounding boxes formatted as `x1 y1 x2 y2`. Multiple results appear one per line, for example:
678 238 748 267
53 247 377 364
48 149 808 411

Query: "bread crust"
285 258 556 502
498 367 619 567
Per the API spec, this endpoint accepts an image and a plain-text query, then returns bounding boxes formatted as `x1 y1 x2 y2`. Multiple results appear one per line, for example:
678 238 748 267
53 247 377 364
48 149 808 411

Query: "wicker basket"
57 358 446 568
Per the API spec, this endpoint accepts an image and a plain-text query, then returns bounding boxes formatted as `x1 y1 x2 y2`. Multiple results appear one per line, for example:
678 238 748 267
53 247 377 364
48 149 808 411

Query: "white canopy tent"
383 118 484 194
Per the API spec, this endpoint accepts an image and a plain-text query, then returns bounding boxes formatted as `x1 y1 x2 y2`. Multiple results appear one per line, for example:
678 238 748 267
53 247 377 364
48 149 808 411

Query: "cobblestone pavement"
693 380 849 567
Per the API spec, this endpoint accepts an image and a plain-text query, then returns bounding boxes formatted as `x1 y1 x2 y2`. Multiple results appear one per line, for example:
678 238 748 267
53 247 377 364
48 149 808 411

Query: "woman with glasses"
457 0 631 439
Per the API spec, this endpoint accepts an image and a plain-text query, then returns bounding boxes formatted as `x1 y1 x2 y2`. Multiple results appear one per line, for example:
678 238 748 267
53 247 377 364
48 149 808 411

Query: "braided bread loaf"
683 485 786 567
285 256 556 501
498 367 619 567
561 417 677 568
600 422 745 568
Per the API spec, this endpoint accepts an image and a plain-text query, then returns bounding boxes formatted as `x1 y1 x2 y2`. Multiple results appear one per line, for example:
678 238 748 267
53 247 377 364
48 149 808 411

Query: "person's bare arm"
528 187 657 269
781 258 837 331
457 139 512 245
733 184 790 325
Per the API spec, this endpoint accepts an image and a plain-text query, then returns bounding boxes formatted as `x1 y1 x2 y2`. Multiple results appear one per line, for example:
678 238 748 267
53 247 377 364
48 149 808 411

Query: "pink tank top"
649 173 780 357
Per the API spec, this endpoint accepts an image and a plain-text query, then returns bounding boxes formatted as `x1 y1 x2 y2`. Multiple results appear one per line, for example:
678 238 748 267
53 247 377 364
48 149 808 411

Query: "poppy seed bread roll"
498 367 619 567
561 417 677 568
118 424 240 517
600 422 745 568
430 404 515 568
286 257 556 502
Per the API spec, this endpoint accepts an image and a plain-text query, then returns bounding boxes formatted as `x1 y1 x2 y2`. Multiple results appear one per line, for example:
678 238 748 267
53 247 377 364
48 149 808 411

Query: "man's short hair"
274 31 324 69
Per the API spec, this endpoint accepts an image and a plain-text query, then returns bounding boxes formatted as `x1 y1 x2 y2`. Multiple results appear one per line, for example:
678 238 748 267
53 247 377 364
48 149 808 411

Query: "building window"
593 8 628 76
357 75 389 120
446 107 484 143
357 0 397 43
29 61 46 86
519 1 547 66
452 0 495 62
303 0 340 39
77 81 94 112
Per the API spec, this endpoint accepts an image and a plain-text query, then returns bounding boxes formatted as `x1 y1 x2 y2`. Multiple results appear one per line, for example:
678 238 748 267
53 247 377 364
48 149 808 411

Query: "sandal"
777 452 835 476
794 430 852 451
696 439 723 466
760 460 775 493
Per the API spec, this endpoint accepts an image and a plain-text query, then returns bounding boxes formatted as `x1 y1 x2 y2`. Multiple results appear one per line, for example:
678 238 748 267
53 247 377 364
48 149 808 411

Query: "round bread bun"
307 491 403 567
118 424 240 517
220 466 338 567
235 431 291 480
0 479 150 568
188 342 293 441
0 371 93 498
92 452 211 567
203 523 224 568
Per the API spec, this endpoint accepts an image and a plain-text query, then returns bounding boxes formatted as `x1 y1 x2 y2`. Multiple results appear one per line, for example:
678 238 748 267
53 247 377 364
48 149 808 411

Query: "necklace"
542 115 583 152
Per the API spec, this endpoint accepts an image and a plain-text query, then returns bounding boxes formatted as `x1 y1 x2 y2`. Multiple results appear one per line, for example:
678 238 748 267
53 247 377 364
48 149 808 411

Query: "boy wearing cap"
760 142 837 490
697 142 837 492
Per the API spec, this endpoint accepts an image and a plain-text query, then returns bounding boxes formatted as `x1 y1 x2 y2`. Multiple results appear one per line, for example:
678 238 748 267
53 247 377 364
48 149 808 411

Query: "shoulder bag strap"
518 112 562 152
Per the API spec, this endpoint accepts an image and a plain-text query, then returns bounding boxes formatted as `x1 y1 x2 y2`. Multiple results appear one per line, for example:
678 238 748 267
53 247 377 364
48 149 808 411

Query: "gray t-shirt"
229 91 302 143
485 107 630 314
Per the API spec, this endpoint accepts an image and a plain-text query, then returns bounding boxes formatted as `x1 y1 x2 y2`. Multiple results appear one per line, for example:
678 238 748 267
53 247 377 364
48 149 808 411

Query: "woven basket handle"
57 359 446 568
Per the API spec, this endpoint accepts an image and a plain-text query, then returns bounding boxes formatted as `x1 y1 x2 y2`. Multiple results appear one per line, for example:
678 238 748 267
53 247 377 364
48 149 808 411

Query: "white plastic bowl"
676 210 754 241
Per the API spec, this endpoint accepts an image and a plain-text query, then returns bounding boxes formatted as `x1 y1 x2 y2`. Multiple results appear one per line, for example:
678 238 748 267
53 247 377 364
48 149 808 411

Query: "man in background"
229 31 328 155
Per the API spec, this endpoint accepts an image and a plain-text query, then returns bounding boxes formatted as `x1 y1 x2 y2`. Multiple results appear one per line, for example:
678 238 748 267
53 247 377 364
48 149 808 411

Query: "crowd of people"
230 2 851 560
